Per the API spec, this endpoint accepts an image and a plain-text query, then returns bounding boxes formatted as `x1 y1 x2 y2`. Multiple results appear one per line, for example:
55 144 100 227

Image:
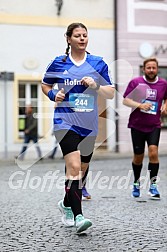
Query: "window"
18 82 40 137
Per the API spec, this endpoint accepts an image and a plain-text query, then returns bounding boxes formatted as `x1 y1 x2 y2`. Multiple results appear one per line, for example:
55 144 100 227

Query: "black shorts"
131 128 161 155
54 130 96 163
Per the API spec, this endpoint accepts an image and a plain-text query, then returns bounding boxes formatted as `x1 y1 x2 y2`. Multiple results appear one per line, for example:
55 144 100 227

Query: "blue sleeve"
42 60 57 85
100 61 113 86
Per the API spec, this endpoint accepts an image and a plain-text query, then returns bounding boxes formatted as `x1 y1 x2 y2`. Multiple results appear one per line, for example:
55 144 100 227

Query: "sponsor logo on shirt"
64 78 81 86
63 70 69 75
146 88 157 100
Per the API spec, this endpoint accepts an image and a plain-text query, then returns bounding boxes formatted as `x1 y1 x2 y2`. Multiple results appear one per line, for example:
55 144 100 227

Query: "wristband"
94 83 100 91
48 89 57 101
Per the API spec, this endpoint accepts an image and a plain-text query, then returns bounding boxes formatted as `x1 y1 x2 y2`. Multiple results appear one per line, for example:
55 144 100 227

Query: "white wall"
0 25 114 74
0 0 115 158
0 0 113 19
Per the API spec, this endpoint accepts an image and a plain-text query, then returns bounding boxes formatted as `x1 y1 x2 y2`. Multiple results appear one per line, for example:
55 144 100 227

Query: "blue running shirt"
42 53 113 136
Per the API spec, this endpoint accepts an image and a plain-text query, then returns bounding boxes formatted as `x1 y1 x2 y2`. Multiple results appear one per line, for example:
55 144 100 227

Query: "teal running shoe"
75 214 92 233
58 200 74 227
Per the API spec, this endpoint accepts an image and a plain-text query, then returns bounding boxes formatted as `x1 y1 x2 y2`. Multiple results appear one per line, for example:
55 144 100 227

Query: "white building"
1 0 167 160
0 0 115 159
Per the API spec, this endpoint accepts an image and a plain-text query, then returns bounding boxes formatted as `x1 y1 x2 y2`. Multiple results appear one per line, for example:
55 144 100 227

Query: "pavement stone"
0 155 167 251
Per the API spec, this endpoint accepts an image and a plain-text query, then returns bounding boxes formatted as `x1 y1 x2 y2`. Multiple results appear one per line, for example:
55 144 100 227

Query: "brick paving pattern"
0 156 167 251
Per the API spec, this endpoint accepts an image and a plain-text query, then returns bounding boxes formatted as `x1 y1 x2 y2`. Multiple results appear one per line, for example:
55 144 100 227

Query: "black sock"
65 180 82 219
63 180 71 207
82 165 89 186
132 163 142 183
148 163 159 184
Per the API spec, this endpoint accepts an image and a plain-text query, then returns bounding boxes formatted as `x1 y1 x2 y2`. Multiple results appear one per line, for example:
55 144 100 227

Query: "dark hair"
143 57 158 68
62 23 88 62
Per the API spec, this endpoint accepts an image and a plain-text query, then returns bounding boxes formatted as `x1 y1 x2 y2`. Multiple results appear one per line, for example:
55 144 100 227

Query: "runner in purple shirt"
123 57 167 199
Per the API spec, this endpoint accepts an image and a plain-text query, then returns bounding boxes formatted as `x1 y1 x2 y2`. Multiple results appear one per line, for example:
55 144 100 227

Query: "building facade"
116 0 167 154
1 0 167 159
0 0 115 159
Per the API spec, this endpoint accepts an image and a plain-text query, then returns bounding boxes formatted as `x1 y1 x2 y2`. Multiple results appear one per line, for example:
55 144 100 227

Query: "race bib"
69 93 94 112
140 99 158 115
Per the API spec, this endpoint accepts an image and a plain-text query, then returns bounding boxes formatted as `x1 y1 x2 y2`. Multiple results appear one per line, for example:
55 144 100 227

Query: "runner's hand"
55 88 65 102
81 77 97 89
139 102 152 111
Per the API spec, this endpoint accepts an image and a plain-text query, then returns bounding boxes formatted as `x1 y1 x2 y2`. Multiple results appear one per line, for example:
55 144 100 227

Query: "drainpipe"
114 0 119 153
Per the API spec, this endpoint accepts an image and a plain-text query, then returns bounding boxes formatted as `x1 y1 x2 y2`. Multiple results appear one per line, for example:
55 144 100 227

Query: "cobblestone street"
0 156 167 251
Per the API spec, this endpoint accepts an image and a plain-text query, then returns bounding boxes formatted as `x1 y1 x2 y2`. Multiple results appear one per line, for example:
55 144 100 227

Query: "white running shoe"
58 200 74 227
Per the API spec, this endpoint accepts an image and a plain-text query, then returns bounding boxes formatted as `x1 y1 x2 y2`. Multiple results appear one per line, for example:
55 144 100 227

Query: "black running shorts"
131 127 161 155
54 129 96 163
